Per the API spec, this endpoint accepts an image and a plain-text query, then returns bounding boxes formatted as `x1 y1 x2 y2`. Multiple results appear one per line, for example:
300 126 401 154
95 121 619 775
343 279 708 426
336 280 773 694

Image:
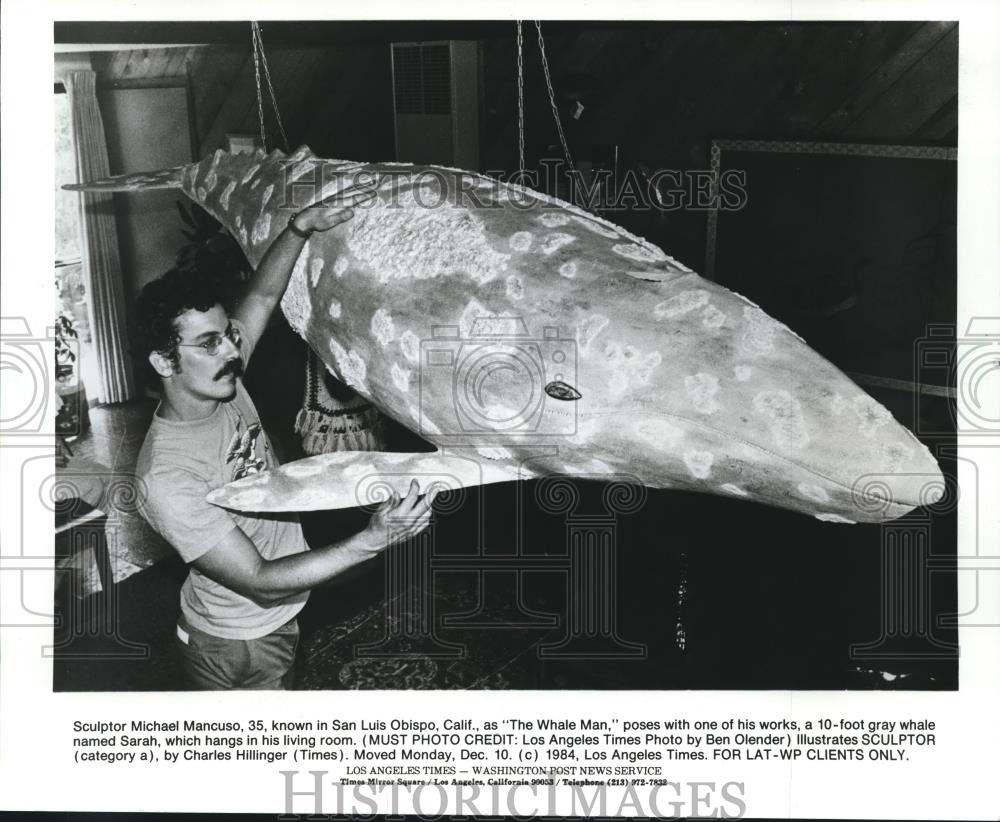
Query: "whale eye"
545 381 582 401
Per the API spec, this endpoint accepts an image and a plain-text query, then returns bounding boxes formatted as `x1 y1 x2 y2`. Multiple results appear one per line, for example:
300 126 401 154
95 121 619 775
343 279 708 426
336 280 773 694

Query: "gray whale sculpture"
67 146 944 523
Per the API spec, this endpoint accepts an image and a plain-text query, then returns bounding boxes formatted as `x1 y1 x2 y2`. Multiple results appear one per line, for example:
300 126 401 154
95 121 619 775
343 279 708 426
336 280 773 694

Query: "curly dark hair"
130 268 232 390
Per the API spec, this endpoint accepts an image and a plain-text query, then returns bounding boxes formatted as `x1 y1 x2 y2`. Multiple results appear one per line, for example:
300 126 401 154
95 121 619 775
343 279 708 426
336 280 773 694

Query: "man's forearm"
251 528 384 604
247 220 309 303
231 221 309 345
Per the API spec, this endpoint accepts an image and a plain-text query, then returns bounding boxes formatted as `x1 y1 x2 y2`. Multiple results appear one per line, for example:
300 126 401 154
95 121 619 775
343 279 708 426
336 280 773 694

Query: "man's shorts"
174 614 299 690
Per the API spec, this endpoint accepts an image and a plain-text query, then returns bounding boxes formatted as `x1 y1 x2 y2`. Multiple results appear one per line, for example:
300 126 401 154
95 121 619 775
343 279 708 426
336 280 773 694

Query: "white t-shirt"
136 321 309 639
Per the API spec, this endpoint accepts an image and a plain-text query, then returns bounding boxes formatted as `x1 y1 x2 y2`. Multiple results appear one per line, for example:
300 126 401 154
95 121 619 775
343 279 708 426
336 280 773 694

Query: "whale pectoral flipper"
205 450 526 513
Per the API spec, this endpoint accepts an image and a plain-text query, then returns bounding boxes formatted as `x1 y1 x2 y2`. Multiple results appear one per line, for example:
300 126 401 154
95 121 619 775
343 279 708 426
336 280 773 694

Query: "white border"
2 1 998 818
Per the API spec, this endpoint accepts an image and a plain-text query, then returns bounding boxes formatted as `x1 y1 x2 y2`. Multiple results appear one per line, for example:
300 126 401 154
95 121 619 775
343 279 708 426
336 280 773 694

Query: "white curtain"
65 70 136 405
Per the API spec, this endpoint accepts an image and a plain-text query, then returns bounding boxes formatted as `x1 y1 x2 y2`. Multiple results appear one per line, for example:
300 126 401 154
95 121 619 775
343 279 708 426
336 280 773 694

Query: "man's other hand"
362 479 437 551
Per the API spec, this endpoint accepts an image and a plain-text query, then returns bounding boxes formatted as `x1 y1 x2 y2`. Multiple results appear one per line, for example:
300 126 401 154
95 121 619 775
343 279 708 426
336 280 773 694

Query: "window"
55 89 82 263
54 86 98 418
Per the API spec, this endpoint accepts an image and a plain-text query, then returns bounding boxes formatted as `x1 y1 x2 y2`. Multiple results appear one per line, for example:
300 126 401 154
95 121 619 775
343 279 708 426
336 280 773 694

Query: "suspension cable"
251 22 290 153
534 20 575 175
516 21 525 173
251 22 266 151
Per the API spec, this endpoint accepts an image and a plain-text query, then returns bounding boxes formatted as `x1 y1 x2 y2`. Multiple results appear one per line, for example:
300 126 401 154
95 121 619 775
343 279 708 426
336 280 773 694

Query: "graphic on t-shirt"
225 419 265 481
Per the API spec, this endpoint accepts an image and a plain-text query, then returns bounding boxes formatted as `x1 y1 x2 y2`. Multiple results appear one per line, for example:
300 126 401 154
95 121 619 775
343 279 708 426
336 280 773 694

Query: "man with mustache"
132 189 435 690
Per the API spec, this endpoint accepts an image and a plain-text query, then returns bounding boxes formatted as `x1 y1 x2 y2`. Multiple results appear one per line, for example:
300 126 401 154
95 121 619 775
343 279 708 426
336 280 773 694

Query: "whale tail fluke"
62 163 189 193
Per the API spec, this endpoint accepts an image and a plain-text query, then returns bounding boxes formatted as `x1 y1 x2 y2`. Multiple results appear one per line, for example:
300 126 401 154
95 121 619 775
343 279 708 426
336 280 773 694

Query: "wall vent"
391 41 479 169
392 43 452 115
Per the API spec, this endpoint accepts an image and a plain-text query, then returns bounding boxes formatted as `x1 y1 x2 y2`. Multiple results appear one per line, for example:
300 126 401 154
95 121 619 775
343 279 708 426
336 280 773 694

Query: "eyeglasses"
175 324 241 356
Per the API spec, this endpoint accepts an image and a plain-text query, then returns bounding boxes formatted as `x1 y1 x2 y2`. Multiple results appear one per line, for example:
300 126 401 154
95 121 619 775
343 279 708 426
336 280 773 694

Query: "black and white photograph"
50 18 960 693
2 1 998 819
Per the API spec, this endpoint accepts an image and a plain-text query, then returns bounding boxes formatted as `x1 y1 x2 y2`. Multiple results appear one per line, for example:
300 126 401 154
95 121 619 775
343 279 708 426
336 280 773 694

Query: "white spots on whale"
569 416 600 445
288 159 317 183
589 458 615 474
815 513 856 524
654 289 709 319
235 214 243 229
753 390 809 450
477 446 513 460
459 299 490 337
683 450 714 480
605 342 662 392
381 452 412 465
459 299 514 338
284 461 325 479
633 417 684 447
576 314 609 354
308 257 324 287
879 441 913 473
797 483 830 503
613 242 667 264
333 257 349 277
260 183 275 209
229 488 267 509
371 308 396 346
538 212 571 227
342 462 374 481
482 401 531 431
241 163 261 185
391 362 411 393
559 261 578 278
327 299 341 319
852 395 892 438
741 306 780 355
250 177 262 191
506 275 524 300
328 338 367 391
195 186 208 201
636 351 662 382
204 169 218 193
701 304 727 329
684 372 721 415
540 232 576 255
280 249 313 336
509 231 533 252
219 180 236 210
399 330 421 365
348 192 509 285
252 213 273 245
721 483 749 497
571 214 620 238
734 365 752 382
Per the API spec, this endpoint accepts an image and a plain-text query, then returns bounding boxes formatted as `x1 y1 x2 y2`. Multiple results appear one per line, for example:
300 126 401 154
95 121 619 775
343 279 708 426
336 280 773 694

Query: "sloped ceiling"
64 20 958 164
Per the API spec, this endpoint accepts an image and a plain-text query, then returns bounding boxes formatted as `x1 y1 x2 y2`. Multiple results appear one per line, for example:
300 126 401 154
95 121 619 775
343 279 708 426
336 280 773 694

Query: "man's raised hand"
291 184 378 234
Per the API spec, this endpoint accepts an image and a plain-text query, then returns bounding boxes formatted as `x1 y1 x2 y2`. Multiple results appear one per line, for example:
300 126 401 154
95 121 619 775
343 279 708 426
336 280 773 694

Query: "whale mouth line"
578 408 927 511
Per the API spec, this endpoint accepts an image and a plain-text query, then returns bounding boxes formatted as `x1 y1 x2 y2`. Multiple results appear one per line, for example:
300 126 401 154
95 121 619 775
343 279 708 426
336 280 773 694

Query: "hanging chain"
251 22 267 151
516 21 525 173
534 20 575 175
251 21 290 153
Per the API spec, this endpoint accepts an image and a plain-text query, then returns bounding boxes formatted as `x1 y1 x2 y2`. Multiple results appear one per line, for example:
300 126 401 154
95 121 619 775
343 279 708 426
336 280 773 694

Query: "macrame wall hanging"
294 349 386 455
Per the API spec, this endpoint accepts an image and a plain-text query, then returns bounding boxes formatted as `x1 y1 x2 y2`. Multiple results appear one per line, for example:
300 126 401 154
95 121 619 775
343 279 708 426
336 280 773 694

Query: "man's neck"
157 388 222 422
